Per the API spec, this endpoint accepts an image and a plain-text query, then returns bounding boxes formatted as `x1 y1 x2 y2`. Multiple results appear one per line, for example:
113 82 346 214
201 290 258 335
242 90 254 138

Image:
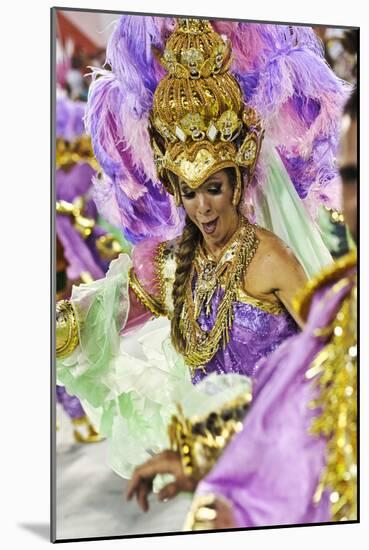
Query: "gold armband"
56 300 79 358
128 267 167 317
168 392 252 482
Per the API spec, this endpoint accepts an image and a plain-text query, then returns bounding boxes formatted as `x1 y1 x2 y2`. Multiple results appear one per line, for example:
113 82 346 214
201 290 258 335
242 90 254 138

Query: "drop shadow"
18 523 50 541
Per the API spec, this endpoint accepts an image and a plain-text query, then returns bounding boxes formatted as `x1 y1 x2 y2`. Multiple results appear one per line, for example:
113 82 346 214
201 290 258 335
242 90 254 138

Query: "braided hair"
170 167 240 355
171 215 201 354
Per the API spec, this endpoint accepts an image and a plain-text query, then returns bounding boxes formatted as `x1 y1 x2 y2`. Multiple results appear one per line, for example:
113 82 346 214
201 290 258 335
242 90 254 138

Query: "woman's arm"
56 237 167 358
246 229 308 328
270 246 308 328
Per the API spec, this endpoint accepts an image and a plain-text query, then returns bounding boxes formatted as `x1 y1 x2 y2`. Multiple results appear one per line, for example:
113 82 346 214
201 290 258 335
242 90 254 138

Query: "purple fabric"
56 385 85 419
56 96 86 141
56 164 96 202
192 286 298 384
195 276 355 527
56 165 109 281
56 215 105 281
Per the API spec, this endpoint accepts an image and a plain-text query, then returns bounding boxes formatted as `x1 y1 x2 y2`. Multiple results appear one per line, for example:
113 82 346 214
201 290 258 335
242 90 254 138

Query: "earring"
232 167 245 206
232 176 242 206
232 185 241 206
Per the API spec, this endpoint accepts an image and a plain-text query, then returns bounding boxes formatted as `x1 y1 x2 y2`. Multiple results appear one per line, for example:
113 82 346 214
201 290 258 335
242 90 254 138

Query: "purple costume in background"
194 272 356 527
193 287 297 384
56 385 85 419
56 95 121 426
56 95 110 281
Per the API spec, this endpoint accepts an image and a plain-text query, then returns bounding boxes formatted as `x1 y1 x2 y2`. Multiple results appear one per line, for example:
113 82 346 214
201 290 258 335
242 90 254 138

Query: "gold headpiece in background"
149 18 264 201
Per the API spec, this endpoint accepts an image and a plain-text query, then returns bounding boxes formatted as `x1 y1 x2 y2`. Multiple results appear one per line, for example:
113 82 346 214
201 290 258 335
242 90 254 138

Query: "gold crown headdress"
149 18 264 203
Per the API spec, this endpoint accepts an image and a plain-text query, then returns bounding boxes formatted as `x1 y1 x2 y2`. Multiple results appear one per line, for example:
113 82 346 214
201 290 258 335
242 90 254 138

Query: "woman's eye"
208 186 222 195
182 191 196 199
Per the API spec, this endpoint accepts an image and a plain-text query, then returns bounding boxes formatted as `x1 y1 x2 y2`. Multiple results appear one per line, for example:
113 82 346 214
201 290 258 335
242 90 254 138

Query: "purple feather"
213 22 351 213
86 16 351 239
85 18 184 243
105 16 166 118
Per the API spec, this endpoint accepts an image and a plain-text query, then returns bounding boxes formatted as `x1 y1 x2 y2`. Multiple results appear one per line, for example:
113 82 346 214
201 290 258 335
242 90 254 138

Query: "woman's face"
179 169 239 249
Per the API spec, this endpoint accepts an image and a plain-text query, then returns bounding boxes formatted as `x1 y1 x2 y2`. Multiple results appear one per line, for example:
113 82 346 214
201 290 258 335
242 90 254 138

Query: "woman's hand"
126 450 197 512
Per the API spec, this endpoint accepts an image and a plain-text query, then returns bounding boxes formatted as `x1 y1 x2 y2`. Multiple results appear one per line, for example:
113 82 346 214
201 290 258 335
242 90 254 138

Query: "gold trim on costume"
153 240 178 315
180 216 259 372
128 267 167 317
292 251 357 321
56 300 79 358
235 287 284 315
183 494 218 531
307 279 357 521
56 197 95 239
154 241 169 309
168 391 252 482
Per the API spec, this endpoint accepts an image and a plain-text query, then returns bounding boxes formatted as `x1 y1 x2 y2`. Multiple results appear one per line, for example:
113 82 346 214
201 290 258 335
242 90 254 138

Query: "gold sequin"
292 251 357 321
308 276 357 522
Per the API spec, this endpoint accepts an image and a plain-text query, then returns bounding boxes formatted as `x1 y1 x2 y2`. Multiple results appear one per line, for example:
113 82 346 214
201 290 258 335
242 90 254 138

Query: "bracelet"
168 391 251 482
183 494 217 531
56 300 79 358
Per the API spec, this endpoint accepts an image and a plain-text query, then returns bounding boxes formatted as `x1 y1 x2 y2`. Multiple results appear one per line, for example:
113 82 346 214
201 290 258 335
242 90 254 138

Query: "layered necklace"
180 216 259 372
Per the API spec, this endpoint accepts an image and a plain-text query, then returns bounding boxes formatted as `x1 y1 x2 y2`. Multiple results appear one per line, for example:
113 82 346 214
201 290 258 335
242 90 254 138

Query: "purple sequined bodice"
192 287 298 384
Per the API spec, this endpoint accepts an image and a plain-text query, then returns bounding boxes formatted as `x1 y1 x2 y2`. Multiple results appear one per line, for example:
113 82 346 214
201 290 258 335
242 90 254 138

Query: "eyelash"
208 186 222 195
181 186 222 200
182 192 196 199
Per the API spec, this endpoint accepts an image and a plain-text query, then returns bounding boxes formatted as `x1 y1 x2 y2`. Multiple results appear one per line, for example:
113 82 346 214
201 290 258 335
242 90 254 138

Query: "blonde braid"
171 216 201 354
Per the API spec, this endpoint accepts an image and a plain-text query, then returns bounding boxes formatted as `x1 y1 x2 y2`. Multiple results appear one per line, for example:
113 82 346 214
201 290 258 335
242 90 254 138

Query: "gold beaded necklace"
180 216 259 372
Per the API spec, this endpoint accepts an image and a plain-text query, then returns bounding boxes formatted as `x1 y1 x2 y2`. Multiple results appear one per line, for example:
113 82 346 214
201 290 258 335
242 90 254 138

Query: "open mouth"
202 217 218 235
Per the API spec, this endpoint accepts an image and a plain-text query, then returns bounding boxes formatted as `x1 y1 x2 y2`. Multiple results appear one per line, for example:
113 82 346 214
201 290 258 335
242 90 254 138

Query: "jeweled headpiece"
149 18 264 198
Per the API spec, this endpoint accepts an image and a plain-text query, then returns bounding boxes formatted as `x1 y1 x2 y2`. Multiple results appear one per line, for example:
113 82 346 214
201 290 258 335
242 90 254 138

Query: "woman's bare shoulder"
254 226 293 262
241 225 307 303
252 225 307 288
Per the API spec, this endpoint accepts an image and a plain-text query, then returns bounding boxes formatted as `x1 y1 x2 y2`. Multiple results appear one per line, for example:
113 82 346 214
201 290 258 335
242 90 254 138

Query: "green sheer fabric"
57 254 251 478
254 145 333 279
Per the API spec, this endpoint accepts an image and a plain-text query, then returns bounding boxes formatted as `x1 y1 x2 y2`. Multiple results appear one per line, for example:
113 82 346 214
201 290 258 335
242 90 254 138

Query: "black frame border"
50 5 360 544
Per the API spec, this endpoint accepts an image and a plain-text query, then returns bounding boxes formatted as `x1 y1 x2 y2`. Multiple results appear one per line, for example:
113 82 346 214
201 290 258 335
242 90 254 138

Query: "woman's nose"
196 193 211 215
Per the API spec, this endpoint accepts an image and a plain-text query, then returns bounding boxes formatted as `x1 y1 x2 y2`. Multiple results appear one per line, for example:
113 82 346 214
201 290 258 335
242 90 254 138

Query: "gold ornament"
128 267 167 317
56 135 99 171
149 18 264 193
56 197 95 239
95 234 123 261
183 494 218 531
307 277 357 522
72 416 104 444
56 300 79 358
180 216 259 372
292 251 357 322
168 391 252 481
